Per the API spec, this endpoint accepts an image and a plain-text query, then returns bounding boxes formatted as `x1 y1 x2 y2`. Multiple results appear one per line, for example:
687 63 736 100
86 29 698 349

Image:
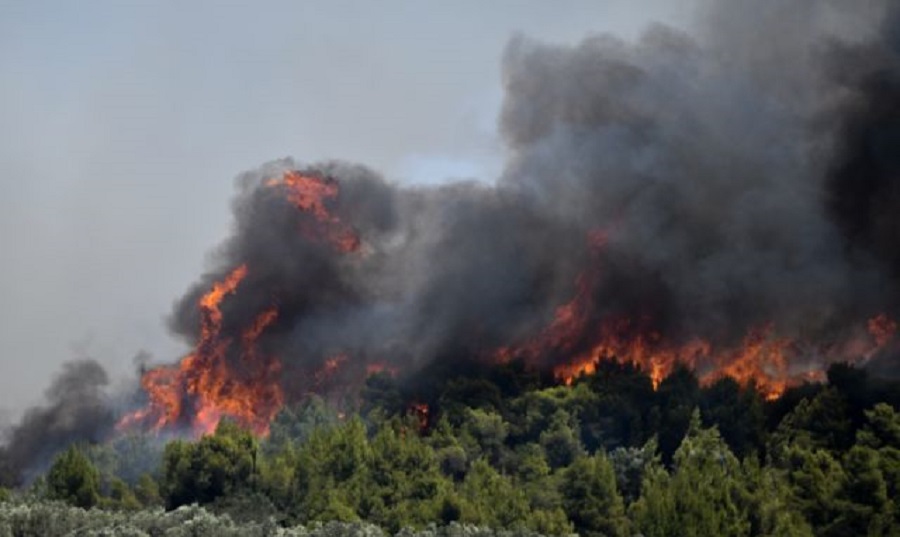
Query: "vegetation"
2 361 899 536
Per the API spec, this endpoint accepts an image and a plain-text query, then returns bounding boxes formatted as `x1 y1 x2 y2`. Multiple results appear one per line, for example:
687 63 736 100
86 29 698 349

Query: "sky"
0 1 693 417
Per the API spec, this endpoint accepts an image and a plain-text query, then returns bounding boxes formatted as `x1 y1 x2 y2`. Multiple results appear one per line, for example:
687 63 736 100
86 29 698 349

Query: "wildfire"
366 362 399 377
409 402 430 432
118 265 283 436
119 171 363 437
266 171 361 252
524 302 896 400
497 231 898 400
868 314 897 348
315 354 349 386
120 172 899 439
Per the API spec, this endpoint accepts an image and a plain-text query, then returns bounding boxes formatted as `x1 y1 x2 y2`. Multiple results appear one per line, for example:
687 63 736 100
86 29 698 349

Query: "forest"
0 361 898 537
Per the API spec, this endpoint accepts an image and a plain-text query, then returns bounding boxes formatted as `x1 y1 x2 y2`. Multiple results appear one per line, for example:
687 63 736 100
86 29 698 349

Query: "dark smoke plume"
0 360 114 486
161 0 900 380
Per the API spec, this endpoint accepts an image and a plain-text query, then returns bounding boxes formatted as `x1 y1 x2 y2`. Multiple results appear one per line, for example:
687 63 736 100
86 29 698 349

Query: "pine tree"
46 445 102 509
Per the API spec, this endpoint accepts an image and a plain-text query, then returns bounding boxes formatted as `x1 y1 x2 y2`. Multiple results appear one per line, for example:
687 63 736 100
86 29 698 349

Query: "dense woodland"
1 361 899 536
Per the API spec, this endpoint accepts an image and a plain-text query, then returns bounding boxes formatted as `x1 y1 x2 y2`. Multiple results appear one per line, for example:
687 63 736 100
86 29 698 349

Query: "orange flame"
531 305 894 400
496 230 898 400
119 171 366 437
118 265 283 436
266 171 361 252
410 402 430 432
868 313 897 348
315 353 349 386
366 362 399 377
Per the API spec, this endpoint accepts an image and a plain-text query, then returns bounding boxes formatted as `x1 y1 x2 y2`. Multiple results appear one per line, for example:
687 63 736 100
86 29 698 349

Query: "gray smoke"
174 1 897 368
162 0 900 387
499 1 900 343
0 360 114 486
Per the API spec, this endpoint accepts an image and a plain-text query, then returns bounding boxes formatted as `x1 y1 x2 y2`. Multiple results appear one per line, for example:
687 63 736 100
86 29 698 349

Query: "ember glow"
409 402 430 432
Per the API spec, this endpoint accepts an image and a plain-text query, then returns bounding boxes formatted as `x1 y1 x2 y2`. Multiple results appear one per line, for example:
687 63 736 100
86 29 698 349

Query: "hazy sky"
0 1 693 416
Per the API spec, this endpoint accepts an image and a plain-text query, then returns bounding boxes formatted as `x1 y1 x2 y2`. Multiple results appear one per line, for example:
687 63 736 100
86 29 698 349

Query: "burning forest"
3 0 900 500
110 0 900 438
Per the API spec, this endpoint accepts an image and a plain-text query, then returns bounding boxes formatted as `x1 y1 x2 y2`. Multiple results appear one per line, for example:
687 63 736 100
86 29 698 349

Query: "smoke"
826 3 900 277
157 0 900 400
498 0 899 343
0 360 114 486
4 0 900 480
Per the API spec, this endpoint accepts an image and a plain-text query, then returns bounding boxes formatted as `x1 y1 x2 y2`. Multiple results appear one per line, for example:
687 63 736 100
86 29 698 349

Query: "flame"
120 179 900 438
266 171 360 252
536 306 893 400
315 353 349 386
119 171 364 437
409 402 430 431
118 265 283 436
366 362 399 377
868 313 897 348
496 230 898 400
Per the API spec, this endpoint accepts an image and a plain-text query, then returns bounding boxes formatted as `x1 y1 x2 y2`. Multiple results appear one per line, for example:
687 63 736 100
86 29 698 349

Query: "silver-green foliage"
0 501 557 537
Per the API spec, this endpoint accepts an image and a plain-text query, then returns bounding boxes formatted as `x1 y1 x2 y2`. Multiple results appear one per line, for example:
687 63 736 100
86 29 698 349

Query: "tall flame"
120 171 361 437
118 264 283 436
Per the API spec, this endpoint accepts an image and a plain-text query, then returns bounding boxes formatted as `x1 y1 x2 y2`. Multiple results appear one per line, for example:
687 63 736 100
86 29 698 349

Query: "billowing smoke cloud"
107 0 900 417
826 3 900 277
171 0 897 376
498 1 900 345
0 361 114 486
4 0 900 482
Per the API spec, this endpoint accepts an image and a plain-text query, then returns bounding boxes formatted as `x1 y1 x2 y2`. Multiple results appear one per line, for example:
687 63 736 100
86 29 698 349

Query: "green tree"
104 477 140 510
856 403 900 532
629 462 678 537
828 445 893 536
539 410 584 469
258 440 297 512
161 420 258 509
363 425 450 531
608 438 659 504
654 366 701 462
266 396 339 456
581 360 655 451
506 386 568 444
776 443 844 532
559 452 628 537
458 459 530 528
428 416 469 480
631 412 751 537
741 458 813 537
700 377 767 458
291 417 371 523
507 443 573 535
46 445 101 509
857 403 900 449
458 408 509 466
133 472 161 507
770 389 853 453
